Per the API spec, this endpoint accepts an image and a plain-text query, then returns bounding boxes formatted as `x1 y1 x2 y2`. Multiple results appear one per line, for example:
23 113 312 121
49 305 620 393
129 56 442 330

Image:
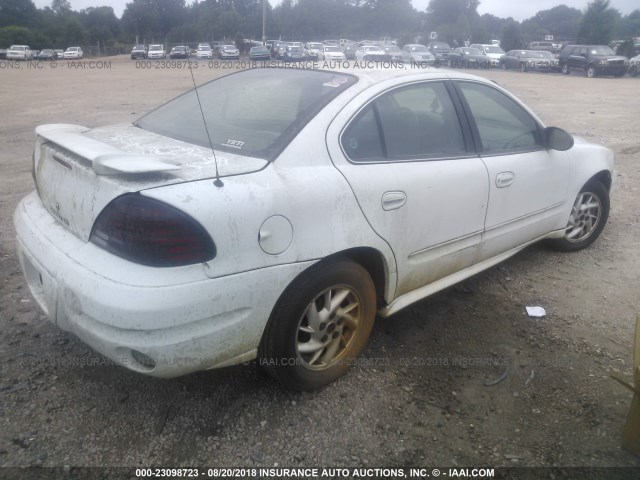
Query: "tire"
548 179 610 252
259 259 376 391
562 63 569 75
520 62 527 72
586 65 596 78
501 62 507 70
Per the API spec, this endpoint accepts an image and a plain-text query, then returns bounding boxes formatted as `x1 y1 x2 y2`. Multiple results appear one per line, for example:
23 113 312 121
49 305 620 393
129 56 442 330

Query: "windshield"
150 45 162 51
198 46 211 51
11 46 26 51
133 45 145 50
431 42 451 50
535 51 555 59
385 46 401 52
410 45 428 52
252 47 268 52
174 47 185 52
484 46 505 54
223 46 236 51
288 47 303 53
42 49 53 54
308 43 322 49
68 47 79 52
135 69 357 161
325 46 341 52
464 48 482 55
591 46 615 55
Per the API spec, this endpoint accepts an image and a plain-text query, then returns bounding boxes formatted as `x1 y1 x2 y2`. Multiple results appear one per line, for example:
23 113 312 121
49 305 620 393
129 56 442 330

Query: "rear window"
135 69 357 161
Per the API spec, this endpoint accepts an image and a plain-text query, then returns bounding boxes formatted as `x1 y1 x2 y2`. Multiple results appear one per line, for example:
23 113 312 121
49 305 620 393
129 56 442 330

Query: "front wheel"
586 65 596 78
562 63 569 75
259 259 376 391
548 180 609 252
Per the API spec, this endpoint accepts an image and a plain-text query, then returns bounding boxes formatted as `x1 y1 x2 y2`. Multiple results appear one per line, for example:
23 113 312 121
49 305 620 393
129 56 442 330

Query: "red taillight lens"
90 194 216 267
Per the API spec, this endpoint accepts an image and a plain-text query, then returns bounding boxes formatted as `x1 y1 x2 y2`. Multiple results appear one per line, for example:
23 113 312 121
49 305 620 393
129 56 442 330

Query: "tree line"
1 0 638 53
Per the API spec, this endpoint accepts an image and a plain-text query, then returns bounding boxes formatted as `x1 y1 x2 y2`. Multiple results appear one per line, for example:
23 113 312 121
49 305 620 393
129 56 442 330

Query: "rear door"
327 79 489 298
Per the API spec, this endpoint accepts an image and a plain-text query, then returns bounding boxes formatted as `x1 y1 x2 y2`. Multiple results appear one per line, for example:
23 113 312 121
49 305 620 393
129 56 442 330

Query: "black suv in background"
558 44 627 77
427 41 452 66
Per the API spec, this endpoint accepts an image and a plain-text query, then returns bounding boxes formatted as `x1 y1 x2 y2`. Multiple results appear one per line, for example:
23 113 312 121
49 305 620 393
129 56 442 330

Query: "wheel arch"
260 246 392 346
591 169 612 192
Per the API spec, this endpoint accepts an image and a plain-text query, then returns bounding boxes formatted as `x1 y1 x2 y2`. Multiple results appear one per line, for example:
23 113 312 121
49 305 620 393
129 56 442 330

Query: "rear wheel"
586 65 596 78
259 259 376 391
548 180 609 252
519 62 527 72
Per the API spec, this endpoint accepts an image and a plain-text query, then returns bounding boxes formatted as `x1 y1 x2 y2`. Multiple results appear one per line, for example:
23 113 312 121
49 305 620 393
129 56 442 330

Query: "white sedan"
195 46 214 59
355 45 391 62
14 68 613 391
63 47 83 59
318 45 346 61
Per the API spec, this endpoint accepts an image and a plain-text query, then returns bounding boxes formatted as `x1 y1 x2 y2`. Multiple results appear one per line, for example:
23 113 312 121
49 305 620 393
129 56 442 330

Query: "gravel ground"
0 57 639 471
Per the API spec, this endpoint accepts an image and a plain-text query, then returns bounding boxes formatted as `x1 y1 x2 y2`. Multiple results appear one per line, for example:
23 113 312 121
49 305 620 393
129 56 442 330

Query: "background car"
528 41 556 54
304 42 323 60
283 45 305 62
448 47 490 68
401 44 436 64
195 45 214 59
382 44 404 62
7 45 33 61
469 43 505 66
318 45 346 61
342 42 359 60
249 46 271 61
169 46 189 59
54 49 64 59
500 50 550 71
219 44 240 60
355 45 390 62
14 68 613 393
147 44 166 59
558 44 627 78
131 44 147 60
427 41 452 66
629 54 640 77
35 49 56 61
63 47 83 59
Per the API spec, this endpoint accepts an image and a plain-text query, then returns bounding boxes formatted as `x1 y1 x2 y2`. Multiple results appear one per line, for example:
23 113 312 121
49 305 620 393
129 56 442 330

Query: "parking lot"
1 56 639 469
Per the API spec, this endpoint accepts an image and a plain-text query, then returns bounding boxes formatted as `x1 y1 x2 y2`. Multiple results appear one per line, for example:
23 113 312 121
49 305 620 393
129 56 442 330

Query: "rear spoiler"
35 124 181 175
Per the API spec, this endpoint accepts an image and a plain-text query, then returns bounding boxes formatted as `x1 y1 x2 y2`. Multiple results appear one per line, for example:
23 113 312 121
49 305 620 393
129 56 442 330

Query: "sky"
32 0 639 21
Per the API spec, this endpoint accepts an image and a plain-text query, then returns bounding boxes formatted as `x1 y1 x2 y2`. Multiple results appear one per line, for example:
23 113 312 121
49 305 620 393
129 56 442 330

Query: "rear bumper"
14 192 315 378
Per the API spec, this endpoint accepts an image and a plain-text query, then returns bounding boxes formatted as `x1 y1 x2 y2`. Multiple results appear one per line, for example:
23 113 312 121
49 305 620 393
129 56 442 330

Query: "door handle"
496 172 515 188
381 191 407 211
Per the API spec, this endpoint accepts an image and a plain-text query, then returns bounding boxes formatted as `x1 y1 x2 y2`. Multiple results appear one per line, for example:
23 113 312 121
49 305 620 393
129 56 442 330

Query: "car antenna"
187 60 224 188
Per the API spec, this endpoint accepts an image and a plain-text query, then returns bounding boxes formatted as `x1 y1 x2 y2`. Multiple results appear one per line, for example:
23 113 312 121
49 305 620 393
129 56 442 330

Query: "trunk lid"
34 123 268 241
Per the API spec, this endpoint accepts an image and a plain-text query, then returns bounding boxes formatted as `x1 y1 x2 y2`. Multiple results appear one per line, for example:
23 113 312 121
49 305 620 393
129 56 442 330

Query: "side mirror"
544 126 574 151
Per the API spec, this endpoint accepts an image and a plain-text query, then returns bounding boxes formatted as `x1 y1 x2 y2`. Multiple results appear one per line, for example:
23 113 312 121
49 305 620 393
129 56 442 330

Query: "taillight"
90 193 216 267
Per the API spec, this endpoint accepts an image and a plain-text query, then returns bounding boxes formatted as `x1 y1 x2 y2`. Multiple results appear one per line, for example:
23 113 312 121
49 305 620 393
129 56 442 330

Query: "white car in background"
318 45 346 61
470 44 506 66
196 45 214 59
63 47 83 59
15 68 613 392
147 44 166 59
7 45 33 61
305 42 323 60
401 44 436 64
355 45 390 62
